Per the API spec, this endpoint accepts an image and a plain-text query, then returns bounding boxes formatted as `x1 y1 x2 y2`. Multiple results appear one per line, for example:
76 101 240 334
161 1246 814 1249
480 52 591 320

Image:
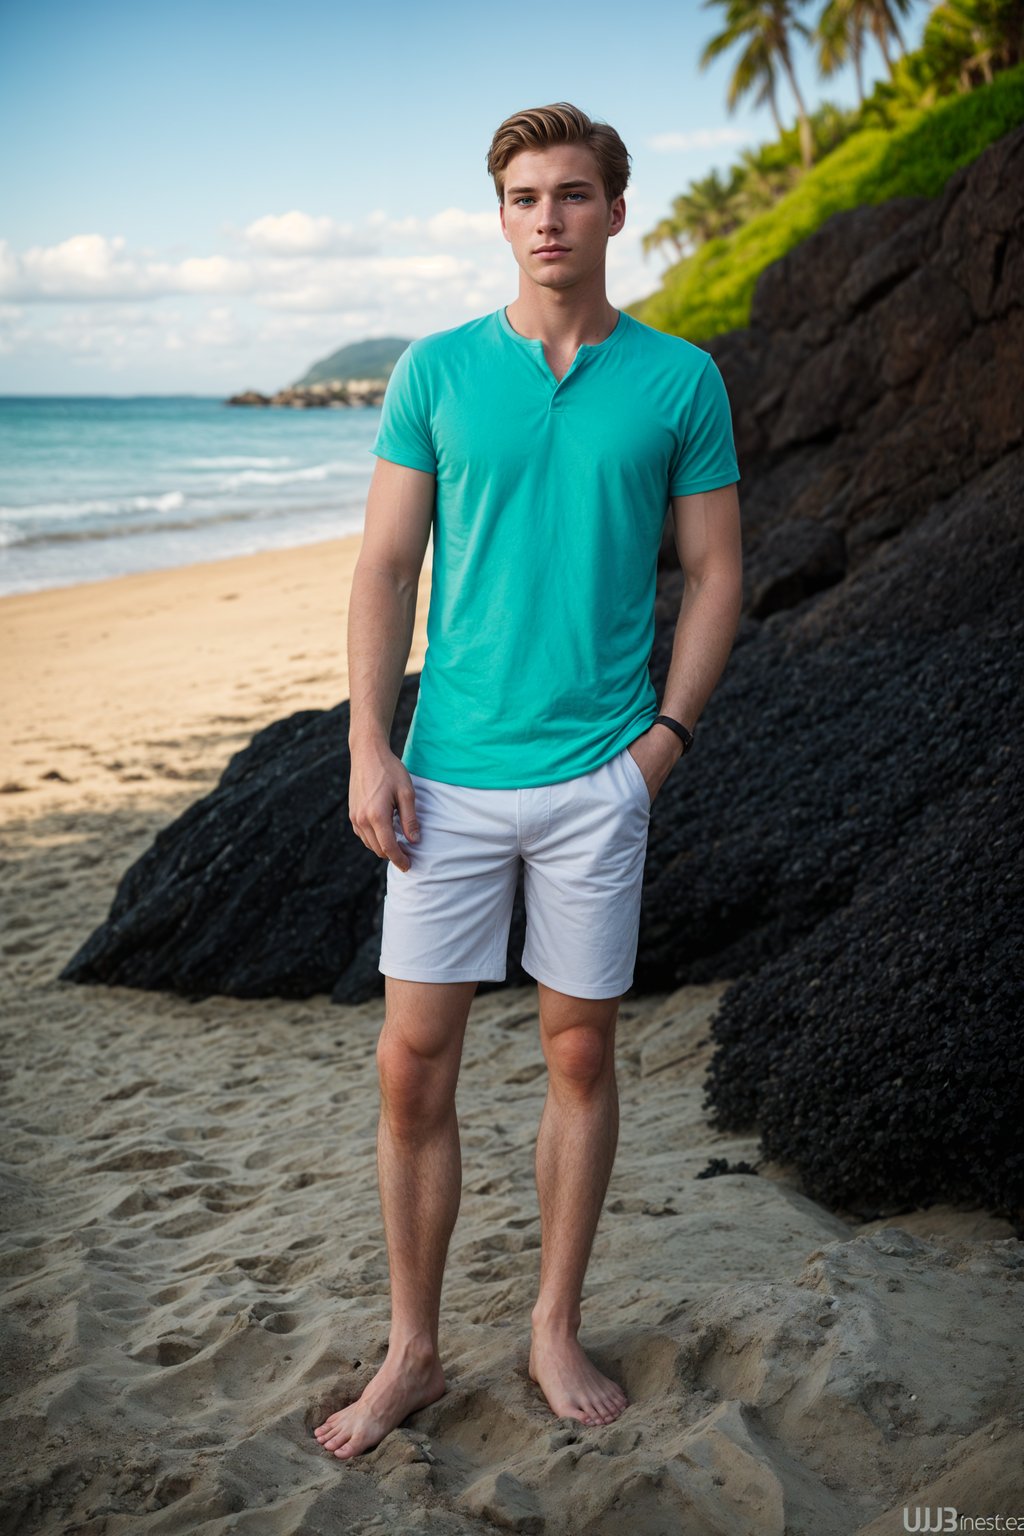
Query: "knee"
376 1028 455 1136
542 1023 613 1093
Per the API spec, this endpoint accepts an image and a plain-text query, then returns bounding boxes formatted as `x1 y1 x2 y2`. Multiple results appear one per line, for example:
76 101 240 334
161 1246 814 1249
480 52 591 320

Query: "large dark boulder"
704 752 1023 1223
59 689 411 1004
715 121 1024 586
746 517 846 618
57 675 536 1005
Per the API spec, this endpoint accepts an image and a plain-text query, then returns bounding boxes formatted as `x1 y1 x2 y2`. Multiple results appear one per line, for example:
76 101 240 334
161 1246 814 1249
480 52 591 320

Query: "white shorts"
378 744 651 1000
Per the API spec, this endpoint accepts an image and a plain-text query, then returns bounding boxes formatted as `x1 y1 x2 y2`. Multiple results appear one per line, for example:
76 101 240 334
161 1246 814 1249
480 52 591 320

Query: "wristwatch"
653 715 694 754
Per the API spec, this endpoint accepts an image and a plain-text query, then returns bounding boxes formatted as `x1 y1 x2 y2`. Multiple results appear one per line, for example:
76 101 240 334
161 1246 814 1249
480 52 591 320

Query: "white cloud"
194 304 249 349
0 205 656 387
0 234 257 302
14 233 138 297
647 127 749 153
0 242 21 290
0 208 505 307
241 210 378 256
366 206 499 245
424 207 500 244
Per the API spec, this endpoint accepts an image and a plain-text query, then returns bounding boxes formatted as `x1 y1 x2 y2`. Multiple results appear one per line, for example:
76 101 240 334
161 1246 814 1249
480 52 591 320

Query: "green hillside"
294 336 411 387
630 64 1024 342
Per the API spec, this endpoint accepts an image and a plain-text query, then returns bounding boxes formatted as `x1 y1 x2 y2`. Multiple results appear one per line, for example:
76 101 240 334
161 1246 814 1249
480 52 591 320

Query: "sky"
0 0 933 395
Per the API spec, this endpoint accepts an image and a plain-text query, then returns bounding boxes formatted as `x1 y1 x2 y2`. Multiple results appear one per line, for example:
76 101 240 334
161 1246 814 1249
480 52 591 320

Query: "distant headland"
227 335 411 408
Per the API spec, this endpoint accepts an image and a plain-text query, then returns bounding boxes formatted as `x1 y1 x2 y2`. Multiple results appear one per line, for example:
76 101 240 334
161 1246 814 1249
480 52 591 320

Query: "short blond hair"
485 102 631 205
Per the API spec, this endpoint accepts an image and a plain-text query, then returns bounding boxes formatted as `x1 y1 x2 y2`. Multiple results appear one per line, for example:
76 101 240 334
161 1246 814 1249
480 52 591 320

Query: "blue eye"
511 192 586 205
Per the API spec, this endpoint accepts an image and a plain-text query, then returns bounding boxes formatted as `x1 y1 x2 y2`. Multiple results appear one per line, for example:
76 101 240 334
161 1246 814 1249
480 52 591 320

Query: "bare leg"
314 976 477 1459
528 980 629 1426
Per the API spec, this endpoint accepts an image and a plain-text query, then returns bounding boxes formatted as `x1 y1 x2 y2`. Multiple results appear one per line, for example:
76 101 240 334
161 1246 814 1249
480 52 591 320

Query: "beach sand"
2 536 1020 1535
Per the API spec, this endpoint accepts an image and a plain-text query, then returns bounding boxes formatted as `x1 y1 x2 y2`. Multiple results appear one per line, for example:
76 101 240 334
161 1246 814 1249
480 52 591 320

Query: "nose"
534 197 564 234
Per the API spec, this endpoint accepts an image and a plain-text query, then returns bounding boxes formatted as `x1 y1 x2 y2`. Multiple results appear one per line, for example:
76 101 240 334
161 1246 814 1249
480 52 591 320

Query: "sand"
1 536 1021 1535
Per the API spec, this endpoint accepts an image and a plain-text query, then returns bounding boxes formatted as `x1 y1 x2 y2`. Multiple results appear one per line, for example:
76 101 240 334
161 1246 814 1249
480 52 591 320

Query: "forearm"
658 569 744 733
347 561 419 755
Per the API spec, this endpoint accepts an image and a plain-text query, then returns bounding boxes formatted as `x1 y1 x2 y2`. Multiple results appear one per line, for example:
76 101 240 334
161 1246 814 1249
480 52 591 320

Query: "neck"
506 274 618 350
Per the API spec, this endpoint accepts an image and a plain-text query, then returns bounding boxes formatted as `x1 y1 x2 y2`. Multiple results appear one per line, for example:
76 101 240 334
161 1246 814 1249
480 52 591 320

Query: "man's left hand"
625 725 684 806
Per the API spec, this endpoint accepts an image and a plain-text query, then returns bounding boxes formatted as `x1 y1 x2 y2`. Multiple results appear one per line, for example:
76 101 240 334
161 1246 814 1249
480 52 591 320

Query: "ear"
498 200 510 243
608 195 626 238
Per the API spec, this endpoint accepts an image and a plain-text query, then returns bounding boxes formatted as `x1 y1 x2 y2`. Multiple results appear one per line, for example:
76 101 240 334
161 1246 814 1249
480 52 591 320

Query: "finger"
377 812 411 873
394 783 420 843
354 820 386 860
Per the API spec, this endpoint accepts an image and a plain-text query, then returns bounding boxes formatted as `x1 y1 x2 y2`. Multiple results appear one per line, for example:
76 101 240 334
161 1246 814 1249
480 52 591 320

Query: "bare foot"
313 1345 446 1460
528 1328 629 1427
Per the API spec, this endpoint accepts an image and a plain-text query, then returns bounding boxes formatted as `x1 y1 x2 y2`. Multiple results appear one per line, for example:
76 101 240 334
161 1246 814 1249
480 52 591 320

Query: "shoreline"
0 529 432 817
0 524 374 606
0 530 369 604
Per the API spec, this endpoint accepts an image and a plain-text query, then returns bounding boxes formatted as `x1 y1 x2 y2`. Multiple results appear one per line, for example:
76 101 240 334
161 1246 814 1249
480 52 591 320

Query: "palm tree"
733 145 802 215
732 29 787 136
862 0 916 79
676 169 749 241
923 0 1024 89
817 0 870 105
641 216 688 262
640 168 748 262
700 0 817 168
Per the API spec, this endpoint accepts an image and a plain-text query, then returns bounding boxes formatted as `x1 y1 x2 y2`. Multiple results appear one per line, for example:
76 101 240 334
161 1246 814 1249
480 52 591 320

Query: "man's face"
498 142 625 292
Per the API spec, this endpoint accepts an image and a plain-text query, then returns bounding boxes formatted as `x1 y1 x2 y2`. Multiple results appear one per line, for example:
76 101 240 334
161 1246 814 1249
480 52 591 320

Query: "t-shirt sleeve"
369 343 437 474
668 353 740 496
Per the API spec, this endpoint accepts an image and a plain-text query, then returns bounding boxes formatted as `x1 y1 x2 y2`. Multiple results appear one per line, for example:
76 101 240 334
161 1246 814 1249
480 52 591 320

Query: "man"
315 101 743 1461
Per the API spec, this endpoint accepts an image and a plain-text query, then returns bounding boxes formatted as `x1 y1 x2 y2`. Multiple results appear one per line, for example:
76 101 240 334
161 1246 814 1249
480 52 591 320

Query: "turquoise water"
0 396 380 596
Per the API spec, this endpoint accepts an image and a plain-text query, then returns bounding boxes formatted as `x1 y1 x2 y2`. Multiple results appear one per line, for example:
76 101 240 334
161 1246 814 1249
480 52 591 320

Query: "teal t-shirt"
370 305 740 788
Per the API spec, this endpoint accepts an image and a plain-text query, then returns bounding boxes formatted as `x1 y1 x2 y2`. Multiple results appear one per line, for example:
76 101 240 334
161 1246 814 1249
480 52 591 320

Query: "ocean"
0 396 381 597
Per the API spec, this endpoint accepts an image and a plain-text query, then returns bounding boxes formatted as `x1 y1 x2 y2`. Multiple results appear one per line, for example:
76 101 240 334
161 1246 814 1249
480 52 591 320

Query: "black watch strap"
653 715 694 753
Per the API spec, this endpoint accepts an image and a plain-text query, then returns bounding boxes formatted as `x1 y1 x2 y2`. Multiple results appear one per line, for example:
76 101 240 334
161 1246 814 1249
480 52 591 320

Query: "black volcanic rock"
714 122 1024 586
704 753 1023 1224
60 681 409 1003
746 517 846 618
58 676 536 1005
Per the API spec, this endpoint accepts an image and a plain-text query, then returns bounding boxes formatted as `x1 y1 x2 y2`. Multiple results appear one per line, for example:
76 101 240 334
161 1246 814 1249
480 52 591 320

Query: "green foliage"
922 0 1024 93
296 336 412 387
858 60 1024 199
630 65 1024 341
639 98 860 264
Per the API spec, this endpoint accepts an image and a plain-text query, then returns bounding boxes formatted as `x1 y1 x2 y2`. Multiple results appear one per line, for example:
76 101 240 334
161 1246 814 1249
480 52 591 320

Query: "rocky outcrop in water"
226 378 387 408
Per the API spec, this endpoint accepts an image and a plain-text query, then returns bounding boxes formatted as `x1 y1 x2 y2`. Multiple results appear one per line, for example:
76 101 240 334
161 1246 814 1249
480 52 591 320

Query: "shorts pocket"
619 744 652 811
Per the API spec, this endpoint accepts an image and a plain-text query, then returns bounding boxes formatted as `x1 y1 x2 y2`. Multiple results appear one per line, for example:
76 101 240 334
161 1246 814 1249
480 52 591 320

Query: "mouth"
534 245 570 256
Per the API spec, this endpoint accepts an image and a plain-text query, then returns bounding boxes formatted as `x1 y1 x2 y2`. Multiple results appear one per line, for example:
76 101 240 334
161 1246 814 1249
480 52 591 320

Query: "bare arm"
629 481 744 800
347 455 435 870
